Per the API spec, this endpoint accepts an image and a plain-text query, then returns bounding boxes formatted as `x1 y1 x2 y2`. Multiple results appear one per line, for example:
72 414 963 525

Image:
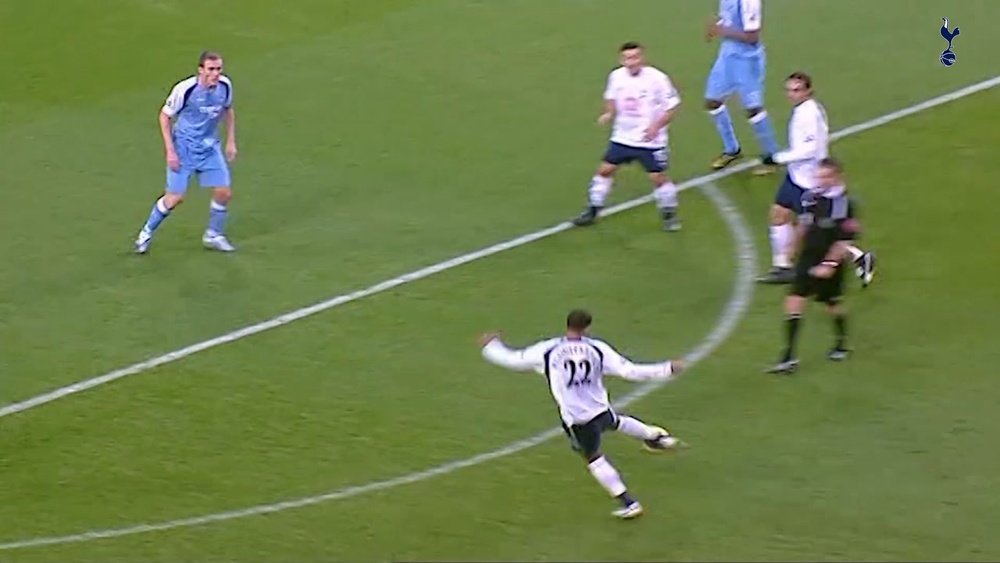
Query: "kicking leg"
615 414 685 452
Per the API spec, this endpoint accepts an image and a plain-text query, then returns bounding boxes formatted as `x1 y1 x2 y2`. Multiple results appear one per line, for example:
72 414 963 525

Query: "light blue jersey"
704 0 778 157
717 0 764 59
163 75 233 152
705 0 766 107
161 75 234 191
133 64 238 255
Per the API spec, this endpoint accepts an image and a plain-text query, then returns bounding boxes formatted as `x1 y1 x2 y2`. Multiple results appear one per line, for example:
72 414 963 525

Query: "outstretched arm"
595 341 686 382
479 334 548 373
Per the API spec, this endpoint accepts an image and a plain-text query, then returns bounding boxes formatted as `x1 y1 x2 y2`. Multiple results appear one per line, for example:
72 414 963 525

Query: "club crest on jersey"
199 105 223 118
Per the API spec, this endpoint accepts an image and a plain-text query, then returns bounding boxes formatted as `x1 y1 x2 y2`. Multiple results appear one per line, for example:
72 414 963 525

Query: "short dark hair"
566 309 593 331
818 157 843 172
620 41 643 52
199 51 223 67
786 71 812 89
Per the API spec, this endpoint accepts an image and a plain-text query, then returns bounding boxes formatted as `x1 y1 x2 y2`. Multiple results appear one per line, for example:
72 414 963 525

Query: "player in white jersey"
758 72 875 285
479 309 686 519
571 42 683 232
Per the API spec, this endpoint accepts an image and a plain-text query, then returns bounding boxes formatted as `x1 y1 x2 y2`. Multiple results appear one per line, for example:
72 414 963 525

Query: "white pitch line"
2 73 998 551
0 75 996 424
0 179 755 553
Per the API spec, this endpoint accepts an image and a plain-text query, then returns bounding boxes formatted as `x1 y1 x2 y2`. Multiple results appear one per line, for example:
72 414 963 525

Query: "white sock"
769 223 794 268
156 197 171 215
653 182 678 209
588 175 612 207
845 244 864 261
587 455 627 497
615 415 661 441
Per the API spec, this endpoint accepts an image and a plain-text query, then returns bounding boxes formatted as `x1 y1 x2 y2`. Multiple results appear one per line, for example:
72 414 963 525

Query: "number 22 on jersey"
564 359 594 387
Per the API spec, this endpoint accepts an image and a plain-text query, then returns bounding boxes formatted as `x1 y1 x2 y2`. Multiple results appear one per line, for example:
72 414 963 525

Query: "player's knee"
649 172 668 186
597 163 616 177
705 99 723 111
769 205 791 225
746 107 763 119
784 295 805 315
213 188 233 204
163 193 184 209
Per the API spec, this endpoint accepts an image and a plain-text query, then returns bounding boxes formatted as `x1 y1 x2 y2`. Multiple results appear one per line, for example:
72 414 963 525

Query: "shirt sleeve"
593 340 675 382
740 0 762 31
481 338 551 373
220 76 234 109
603 71 617 101
161 80 190 117
659 73 682 112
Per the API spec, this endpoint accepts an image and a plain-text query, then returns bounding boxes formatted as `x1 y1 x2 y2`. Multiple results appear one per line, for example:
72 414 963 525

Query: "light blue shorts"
166 142 231 193
705 52 767 108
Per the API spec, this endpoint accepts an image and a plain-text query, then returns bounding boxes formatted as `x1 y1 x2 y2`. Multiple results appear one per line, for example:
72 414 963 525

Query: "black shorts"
602 142 668 173
791 264 845 304
561 410 619 458
775 173 806 213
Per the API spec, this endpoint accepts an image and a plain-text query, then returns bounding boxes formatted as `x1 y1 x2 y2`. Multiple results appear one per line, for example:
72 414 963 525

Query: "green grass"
1 0 999 561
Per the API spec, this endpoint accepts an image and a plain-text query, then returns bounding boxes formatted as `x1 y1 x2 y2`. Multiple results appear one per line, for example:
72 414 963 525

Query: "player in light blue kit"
134 51 238 254
704 0 780 175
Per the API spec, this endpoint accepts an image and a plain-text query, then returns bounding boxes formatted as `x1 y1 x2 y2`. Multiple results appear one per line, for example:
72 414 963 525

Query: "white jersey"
482 336 675 426
603 66 681 149
774 98 829 189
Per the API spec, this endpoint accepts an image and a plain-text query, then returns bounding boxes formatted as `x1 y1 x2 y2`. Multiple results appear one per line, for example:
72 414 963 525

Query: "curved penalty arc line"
0 181 756 552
